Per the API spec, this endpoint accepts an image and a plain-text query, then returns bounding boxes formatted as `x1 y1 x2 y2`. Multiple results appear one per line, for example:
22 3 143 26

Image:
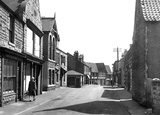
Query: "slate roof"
105 65 112 74
141 0 160 21
41 18 55 32
85 62 98 73
67 70 83 76
96 63 107 73
1 0 24 12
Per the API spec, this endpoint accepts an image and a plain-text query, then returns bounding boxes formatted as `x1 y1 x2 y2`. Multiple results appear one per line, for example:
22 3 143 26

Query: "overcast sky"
39 0 136 69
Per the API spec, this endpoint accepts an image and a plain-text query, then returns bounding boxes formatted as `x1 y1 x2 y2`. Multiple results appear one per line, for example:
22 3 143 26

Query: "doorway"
17 62 22 101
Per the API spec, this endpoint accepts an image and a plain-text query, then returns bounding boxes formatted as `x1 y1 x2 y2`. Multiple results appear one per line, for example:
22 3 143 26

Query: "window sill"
48 84 56 87
8 42 15 47
3 91 15 96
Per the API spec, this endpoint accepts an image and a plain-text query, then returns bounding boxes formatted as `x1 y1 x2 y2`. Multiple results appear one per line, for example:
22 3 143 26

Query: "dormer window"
9 15 14 43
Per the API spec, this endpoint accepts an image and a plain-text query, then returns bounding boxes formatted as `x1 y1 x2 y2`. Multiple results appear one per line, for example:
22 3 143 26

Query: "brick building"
131 0 160 107
0 0 43 106
41 16 60 90
96 63 107 85
67 51 87 87
55 48 67 87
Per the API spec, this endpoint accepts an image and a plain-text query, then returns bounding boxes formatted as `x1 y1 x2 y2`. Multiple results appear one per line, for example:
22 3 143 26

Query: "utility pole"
113 47 122 85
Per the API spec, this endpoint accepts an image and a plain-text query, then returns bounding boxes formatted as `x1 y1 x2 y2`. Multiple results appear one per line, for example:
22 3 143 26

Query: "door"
76 77 81 88
17 62 22 101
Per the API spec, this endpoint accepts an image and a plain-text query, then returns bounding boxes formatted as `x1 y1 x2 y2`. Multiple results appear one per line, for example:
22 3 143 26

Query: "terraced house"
0 0 43 106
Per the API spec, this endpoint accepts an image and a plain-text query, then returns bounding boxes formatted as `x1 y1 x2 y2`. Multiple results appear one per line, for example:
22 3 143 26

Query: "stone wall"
0 5 23 53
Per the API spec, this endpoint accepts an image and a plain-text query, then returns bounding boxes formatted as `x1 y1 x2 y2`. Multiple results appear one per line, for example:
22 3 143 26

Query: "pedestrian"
110 79 113 87
28 77 37 102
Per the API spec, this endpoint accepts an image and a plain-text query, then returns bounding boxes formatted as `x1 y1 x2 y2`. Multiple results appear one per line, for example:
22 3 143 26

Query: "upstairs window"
26 27 33 54
26 27 41 58
50 36 52 59
9 15 14 43
35 34 41 57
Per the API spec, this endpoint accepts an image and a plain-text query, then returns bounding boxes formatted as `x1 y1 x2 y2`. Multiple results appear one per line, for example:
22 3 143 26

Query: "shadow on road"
32 101 129 115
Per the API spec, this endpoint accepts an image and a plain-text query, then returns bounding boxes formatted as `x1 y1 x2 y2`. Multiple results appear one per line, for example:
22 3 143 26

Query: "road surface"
22 85 130 115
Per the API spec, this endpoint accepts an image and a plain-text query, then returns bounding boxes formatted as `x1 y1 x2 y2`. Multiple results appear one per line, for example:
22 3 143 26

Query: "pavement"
115 87 154 115
0 85 155 115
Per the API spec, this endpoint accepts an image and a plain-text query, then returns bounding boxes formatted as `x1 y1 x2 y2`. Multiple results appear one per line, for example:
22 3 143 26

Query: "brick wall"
132 0 146 106
131 0 160 107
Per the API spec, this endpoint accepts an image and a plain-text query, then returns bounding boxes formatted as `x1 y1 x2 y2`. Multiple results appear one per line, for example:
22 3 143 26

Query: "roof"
105 65 112 74
85 62 98 73
41 18 55 32
96 63 107 73
67 70 83 76
141 0 160 21
1 0 25 12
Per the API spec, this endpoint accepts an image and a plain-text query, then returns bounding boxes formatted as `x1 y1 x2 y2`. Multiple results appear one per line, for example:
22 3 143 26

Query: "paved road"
22 85 130 115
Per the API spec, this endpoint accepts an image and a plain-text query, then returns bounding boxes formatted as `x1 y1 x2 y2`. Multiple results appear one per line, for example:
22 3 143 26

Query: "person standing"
28 77 37 101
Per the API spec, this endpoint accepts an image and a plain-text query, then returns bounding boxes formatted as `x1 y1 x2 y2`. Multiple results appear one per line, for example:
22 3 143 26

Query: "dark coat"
28 80 37 96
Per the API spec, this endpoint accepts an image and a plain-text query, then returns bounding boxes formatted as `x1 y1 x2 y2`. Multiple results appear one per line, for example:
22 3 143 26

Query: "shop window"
3 59 16 93
9 15 14 43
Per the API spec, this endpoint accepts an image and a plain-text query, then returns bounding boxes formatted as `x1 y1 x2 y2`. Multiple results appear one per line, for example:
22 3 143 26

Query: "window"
26 27 33 54
52 70 55 84
9 15 14 43
49 36 52 59
26 27 41 57
35 34 40 57
53 38 55 60
3 59 16 93
49 70 52 85
56 72 58 82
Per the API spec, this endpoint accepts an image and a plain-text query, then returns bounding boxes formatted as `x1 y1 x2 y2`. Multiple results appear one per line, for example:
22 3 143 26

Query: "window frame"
9 15 15 44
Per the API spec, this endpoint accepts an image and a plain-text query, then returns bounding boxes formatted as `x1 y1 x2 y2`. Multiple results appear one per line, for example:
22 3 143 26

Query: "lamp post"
113 47 122 85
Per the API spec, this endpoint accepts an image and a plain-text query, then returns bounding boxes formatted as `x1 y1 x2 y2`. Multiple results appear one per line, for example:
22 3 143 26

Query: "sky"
39 0 136 69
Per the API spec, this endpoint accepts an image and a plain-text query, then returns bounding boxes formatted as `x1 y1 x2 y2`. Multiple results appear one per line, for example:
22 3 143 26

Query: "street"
21 85 130 115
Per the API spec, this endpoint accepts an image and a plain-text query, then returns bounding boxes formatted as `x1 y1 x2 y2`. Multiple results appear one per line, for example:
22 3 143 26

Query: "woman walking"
28 77 37 101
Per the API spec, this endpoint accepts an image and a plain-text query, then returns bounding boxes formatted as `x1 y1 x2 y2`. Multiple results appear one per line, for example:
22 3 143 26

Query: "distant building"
55 48 67 87
86 62 99 84
67 51 88 87
96 63 107 85
105 65 112 85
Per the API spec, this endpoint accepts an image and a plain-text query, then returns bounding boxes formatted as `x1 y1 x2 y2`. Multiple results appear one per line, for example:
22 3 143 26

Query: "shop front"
0 48 25 106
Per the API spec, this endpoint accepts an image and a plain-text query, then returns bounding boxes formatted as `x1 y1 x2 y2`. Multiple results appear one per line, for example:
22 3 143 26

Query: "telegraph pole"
113 47 122 85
